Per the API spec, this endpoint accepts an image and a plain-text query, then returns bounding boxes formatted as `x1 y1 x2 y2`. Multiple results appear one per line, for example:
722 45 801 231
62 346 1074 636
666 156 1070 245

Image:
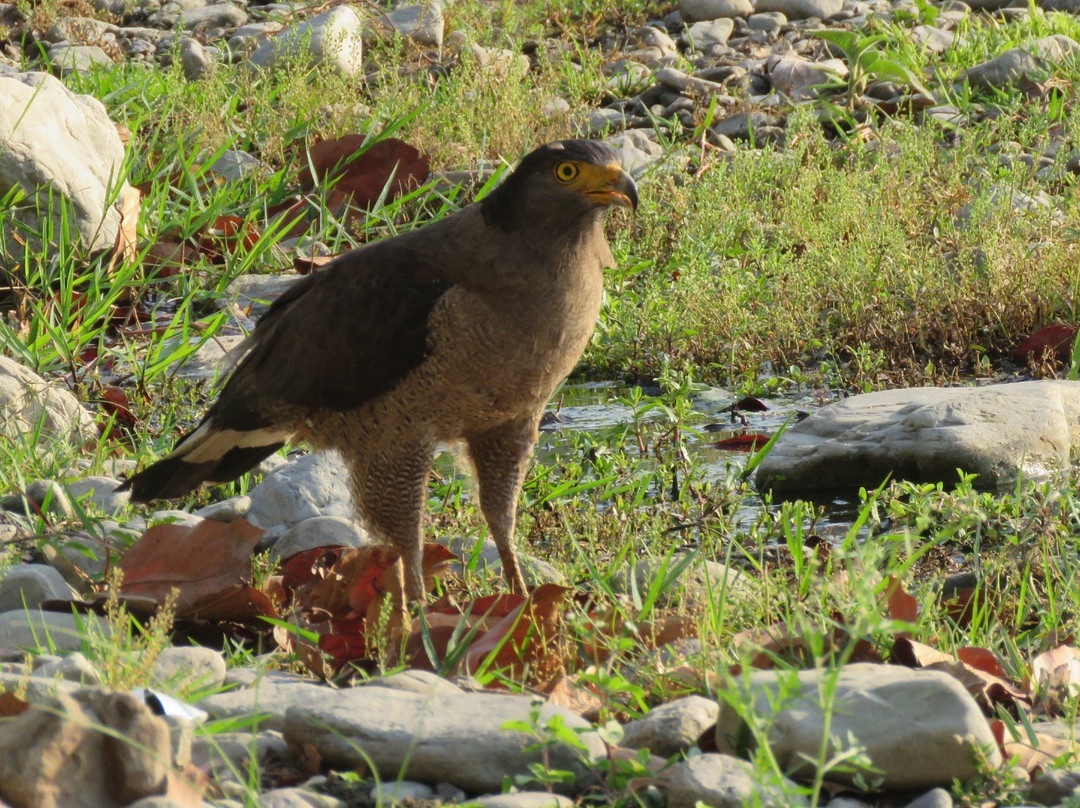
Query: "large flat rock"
755 381 1080 494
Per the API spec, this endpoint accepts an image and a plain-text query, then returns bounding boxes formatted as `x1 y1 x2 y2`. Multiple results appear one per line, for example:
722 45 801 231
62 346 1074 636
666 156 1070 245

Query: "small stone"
0 564 75 612
469 44 530 80
364 669 463 696
681 0 755 19
912 24 954 53
148 510 203 529
685 18 735 47
257 786 343 807
270 516 370 561
249 5 364 76
47 43 113 74
247 452 355 529
181 2 247 30
32 652 101 684
208 151 262 182
904 787 953 808
179 36 214 79
620 695 720 756
667 753 808 808
748 11 787 30
190 730 289 783
383 2 444 48
755 0 843 17
1028 768 1080 805
0 610 109 654
152 646 227 692
471 794 575 807
63 476 129 514
219 273 300 318
21 480 74 518
370 781 434 803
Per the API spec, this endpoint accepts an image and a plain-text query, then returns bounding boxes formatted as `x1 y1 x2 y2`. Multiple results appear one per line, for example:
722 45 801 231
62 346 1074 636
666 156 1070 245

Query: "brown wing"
207 242 452 433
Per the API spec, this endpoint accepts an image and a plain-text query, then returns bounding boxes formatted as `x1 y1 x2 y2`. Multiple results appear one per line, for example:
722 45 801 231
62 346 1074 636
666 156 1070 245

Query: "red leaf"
712 433 771 452
298 136 430 211
99 385 138 426
1014 324 1078 364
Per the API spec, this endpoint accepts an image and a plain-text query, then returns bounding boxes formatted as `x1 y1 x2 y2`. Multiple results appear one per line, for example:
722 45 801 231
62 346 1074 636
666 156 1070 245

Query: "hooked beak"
586 165 639 211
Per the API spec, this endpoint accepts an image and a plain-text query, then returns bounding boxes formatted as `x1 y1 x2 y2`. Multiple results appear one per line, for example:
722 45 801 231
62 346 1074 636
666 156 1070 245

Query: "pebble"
681 0 755 20
667 753 808 807
151 646 227 693
0 564 76 612
369 781 435 803
0 610 110 654
904 787 953 808
270 515 370 560
620 695 720 756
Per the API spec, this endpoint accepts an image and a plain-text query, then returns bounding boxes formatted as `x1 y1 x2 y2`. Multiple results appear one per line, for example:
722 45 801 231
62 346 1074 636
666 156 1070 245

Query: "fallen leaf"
547 673 606 720
119 519 271 620
0 691 28 716
298 136 430 211
1031 644 1080 715
712 433 771 452
1014 324 1078 365
107 185 141 274
883 575 918 627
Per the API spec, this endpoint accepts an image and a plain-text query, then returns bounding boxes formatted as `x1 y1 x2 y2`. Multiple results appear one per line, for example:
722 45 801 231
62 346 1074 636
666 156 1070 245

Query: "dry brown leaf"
107 185 141 274
298 136 430 212
1031 644 1080 715
0 691 28 717
547 673 606 721
119 518 267 620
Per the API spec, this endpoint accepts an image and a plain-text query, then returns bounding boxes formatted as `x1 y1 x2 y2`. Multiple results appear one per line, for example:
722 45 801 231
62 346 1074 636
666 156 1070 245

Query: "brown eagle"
120 139 638 599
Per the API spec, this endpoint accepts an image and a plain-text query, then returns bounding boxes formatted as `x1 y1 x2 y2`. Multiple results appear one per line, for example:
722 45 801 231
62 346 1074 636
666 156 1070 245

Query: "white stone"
0 72 129 253
270 515 370 560
755 0 843 17
0 357 96 445
247 452 355 529
472 795 575 808
249 5 364 76
715 664 1002 789
151 646 227 692
370 781 434 803
63 475 129 514
0 610 109 654
756 381 1080 493
680 0 754 20
965 35 1080 88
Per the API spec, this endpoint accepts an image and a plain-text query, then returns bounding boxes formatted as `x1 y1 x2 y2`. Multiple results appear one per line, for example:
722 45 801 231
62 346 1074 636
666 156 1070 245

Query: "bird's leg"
353 443 434 601
466 418 538 595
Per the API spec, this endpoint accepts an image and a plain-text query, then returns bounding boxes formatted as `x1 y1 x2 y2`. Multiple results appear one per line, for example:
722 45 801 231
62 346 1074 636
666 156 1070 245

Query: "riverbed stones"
0 71 130 255
715 664 1001 789
756 381 1080 493
246 452 356 529
681 0 755 20
667 753 808 808
269 515 370 560
284 686 604 794
964 34 1080 88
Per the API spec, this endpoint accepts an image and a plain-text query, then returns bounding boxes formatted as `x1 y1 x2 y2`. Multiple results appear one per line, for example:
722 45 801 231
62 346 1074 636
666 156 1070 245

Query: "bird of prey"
120 139 638 600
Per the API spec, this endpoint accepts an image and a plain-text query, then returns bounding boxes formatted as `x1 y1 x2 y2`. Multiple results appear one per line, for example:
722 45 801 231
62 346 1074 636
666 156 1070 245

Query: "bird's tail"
118 416 290 502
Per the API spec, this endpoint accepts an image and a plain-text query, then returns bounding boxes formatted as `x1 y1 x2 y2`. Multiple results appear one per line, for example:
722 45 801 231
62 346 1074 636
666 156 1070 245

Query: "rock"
378 2 444 48
151 646 227 693
748 11 788 30
363 669 463 696
471 795 575 808
756 0 843 16
179 36 214 79
0 72 130 254
189 730 289 784
370 781 434 803
284 686 604 795
667 753 808 807
270 515 370 560
905 787 953 808
0 357 96 446
249 5 364 76
440 536 564 587
63 475 129 514
147 510 203 529
655 67 731 98
756 381 1080 494
715 664 1002 789
218 273 301 318
617 554 751 607
768 53 847 97
47 43 113 74
166 333 245 381
181 2 246 30
965 35 1080 89
620 695 719 756
1028 768 1080 804
711 110 784 141
194 496 251 521
469 44 530 80
208 151 263 182
199 671 333 731
685 18 735 47
912 25 955 53
0 690 171 808
247 452 355 529
0 610 109 654
257 787 342 807
681 0 754 19
33 652 102 684
606 130 664 177
0 565 75 612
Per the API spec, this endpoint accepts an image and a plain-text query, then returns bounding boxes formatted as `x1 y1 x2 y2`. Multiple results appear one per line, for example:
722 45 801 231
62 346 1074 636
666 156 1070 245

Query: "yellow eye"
554 161 579 182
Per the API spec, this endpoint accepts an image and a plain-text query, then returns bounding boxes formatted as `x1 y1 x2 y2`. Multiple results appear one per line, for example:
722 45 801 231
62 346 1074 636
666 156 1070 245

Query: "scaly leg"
466 417 539 595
